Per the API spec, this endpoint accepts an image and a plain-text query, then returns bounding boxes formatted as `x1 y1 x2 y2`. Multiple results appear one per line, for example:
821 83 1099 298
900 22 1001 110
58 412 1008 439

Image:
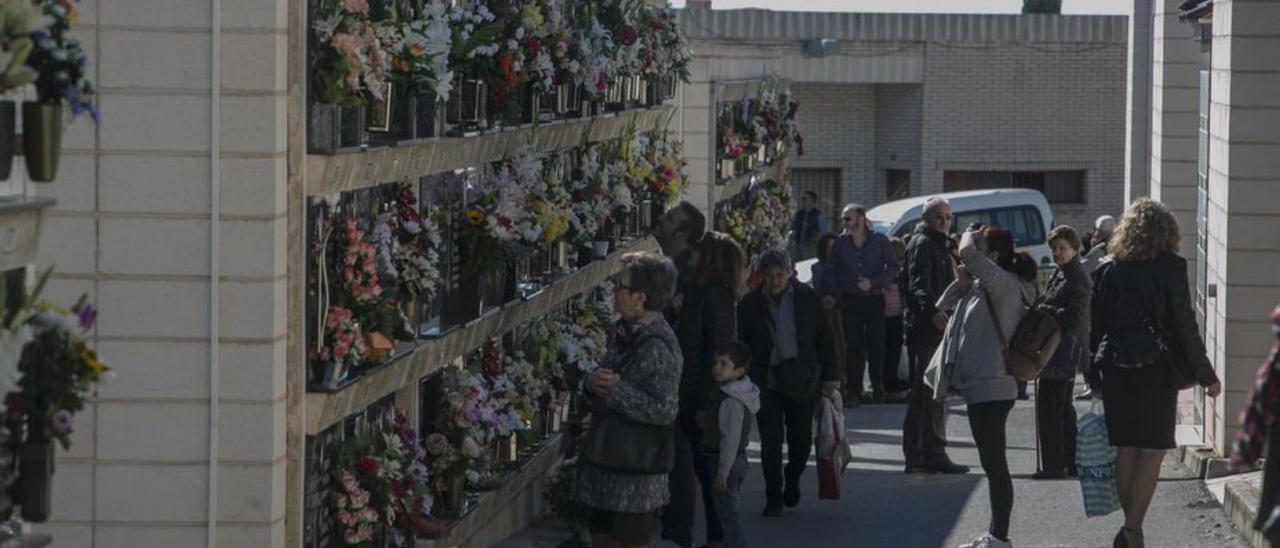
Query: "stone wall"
33 0 290 544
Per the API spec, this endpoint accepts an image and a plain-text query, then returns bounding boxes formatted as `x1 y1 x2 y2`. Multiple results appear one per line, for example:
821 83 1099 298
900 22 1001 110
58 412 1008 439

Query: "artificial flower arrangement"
595 0 643 81
517 320 569 416
379 0 454 104
565 145 614 246
568 3 618 99
460 148 544 274
715 78 806 165
26 0 96 120
716 178 793 261
0 269 107 450
311 0 391 106
636 3 691 85
631 132 686 206
329 409 448 546
372 182 443 302
447 1 527 110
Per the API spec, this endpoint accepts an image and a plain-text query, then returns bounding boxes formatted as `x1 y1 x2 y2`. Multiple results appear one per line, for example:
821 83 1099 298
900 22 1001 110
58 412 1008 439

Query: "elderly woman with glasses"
576 252 683 548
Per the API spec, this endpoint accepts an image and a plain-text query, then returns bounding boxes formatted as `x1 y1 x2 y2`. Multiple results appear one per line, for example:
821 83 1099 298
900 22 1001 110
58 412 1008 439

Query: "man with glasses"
821 204 899 406
902 197 969 474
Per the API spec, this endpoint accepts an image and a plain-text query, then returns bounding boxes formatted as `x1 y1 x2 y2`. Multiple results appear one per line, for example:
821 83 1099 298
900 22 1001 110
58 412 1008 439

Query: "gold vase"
23 102 61 183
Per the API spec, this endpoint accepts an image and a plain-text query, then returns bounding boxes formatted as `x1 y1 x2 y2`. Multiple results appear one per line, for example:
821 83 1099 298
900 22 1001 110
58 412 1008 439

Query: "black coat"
671 280 738 410
1037 257 1091 379
1089 251 1219 388
737 281 837 400
904 224 956 336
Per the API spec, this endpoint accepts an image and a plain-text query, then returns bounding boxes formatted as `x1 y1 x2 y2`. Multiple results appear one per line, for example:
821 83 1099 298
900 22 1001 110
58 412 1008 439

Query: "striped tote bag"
1076 402 1120 517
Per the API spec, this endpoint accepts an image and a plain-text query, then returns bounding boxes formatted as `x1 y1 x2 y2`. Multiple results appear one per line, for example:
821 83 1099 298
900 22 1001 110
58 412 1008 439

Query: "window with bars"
943 170 1086 204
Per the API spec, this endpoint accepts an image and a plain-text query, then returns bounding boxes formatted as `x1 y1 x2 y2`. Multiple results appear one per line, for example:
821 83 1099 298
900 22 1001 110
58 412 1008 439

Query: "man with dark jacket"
740 250 839 516
902 197 969 474
790 190 828 260
821 203 899 405
655 201 717 548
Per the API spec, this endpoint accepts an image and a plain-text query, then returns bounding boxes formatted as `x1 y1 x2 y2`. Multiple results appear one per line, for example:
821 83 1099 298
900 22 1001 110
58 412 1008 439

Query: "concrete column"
1149 0 1200 259
1124 0 1153 203
1205 0 1280 455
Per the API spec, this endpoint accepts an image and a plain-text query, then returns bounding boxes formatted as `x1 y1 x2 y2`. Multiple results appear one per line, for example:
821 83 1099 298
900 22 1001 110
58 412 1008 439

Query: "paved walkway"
498 397 1246 548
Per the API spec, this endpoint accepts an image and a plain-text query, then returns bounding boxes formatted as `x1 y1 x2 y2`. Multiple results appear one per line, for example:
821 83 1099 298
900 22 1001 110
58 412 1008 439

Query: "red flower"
390 479 408 498
617 25 638 46
356 456 380 475
3 392 23 417
523 37 542 58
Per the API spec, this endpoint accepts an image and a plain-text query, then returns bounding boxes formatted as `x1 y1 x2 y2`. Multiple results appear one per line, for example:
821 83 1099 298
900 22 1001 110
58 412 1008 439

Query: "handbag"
983 288 1061 382
580 410 675 475
579 333 677 475
815 392 850 500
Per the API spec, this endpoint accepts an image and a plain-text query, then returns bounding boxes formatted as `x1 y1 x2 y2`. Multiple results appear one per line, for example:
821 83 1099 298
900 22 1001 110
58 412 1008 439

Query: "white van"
865 188 1057 286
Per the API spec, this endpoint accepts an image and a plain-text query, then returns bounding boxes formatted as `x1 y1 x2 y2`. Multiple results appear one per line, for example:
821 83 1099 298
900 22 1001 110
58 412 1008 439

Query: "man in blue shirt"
821 203 900 405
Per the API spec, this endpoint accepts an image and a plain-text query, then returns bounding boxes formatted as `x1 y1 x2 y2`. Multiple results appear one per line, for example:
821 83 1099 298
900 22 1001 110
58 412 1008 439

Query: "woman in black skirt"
1089 199 1222 548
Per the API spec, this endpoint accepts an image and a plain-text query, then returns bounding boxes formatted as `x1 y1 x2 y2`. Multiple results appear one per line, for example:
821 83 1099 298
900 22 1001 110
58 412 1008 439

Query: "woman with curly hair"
1089 198 1222 548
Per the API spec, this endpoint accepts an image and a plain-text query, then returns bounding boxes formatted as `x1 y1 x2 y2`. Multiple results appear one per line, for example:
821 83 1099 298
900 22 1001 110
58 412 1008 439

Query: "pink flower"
356 524 374 542
342 0 369 14
51 409 73 433
337 509 356 526
344 528 359 545
617 25 638 46
359 506 379 524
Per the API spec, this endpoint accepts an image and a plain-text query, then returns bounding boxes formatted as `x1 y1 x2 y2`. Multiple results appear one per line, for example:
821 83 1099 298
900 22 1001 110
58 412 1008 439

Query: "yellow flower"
81 348 105 374
520 4 544 29
466 209 486 225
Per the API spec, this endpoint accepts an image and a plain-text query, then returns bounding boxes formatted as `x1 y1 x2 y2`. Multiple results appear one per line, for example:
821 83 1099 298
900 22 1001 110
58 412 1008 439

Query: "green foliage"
0 0 37 94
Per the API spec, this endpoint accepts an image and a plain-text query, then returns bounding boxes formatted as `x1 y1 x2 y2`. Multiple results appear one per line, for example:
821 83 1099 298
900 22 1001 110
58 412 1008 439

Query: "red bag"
815 393 851 500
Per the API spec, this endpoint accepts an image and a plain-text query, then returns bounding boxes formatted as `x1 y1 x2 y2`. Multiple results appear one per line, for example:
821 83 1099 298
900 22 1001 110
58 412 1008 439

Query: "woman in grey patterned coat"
576 252 682 548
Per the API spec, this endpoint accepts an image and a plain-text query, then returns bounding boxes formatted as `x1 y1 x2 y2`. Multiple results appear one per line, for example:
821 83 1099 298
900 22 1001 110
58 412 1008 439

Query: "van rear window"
952 206 1046 246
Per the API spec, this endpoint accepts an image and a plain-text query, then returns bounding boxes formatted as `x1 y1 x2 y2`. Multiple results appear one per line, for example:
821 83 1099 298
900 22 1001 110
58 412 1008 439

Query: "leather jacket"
904 223 956 334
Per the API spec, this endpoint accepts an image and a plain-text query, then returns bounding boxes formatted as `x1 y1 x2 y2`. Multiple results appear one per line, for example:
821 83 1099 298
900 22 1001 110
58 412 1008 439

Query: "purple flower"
52 410 73 433
76 303 97 331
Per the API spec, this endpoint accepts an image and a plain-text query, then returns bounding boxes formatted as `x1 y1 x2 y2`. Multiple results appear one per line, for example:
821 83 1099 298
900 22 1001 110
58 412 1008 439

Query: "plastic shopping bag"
1076 402 1120 517
815 391 851 500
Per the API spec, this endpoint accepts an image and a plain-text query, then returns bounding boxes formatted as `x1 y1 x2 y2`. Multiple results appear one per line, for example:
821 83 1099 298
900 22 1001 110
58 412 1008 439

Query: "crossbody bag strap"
982 287 1010 351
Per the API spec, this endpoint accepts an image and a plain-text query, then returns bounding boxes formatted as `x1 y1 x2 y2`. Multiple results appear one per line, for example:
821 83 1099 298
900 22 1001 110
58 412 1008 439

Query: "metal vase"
22 102 61 183
16 440 52 522
0 102 15 180
434 474 466 520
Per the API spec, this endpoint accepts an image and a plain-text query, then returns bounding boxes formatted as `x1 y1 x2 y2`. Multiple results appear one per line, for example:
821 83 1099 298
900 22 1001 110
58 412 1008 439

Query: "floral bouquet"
448 1 527 108
566 146 614 245
5 271 107 449
636 4 690 84
26 0 95 119
380 0 454 104
569 5 617 99
311 0 390 106
313 305 367 382
372 183 443 301
636 133 685 206
596 0 642 78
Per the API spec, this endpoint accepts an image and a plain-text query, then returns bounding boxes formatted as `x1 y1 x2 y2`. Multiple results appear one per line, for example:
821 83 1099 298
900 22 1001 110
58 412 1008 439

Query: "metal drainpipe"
208 0 222 545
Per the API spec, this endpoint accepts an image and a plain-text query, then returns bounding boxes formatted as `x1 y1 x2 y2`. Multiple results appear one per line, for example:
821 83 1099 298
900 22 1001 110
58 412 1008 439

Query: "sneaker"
959 533 1012 548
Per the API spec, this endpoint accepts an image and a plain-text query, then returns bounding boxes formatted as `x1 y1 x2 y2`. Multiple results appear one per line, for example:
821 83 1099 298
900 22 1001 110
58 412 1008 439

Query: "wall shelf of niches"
306 106 675 197
305 236 659 435
422 434 566 548
713 161 785 206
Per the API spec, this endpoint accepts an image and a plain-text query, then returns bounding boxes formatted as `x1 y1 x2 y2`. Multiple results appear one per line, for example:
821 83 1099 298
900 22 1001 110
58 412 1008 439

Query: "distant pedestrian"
1033 226 1091 480
1080 214 1115 276
810 233 847 392
739 250 839 516
902 199 969 475
699 343 761 548
882 237 910 402
821 203 899 405
576 252 681 548
790 191 828 261
1088 199 1221 548
925 225 1038 548
1229 304 1280 544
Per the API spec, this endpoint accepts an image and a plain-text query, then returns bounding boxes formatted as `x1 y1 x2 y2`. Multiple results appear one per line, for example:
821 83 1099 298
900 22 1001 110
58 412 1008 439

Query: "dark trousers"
841 294 887 395
1036 377 1078 475
757 389 816 504
903 326 949 465
663 406 721 546
882 315 909 393
968 399 1015 541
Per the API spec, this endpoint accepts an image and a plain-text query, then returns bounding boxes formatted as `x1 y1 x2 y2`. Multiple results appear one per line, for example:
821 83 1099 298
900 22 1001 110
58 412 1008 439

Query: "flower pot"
0 102 15 180
23 102 62 182
434 474 466 520
16 440 52 523
591 240 610 259
446 79 486 134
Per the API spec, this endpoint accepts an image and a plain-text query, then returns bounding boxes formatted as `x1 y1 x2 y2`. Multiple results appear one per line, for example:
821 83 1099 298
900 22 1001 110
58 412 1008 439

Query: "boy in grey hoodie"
700 342 762 548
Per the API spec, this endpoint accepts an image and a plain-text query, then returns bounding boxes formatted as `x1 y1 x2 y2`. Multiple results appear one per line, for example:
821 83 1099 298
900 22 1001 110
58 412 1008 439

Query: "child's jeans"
713 451 749 548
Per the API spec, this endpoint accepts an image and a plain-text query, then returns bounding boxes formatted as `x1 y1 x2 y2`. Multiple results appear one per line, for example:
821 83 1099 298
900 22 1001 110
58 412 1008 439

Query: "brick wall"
919 42 1128 232
33 1 290 545
875 84 923 199
790 84 877 209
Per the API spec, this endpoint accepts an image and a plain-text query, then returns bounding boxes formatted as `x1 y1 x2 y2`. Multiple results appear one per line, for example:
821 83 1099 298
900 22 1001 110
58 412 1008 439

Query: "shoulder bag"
579 334 677 475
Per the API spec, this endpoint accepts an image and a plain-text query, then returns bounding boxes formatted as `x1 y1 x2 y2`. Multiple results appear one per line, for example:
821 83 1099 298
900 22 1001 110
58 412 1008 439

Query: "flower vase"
16 437 52 523
434 474 466 520
412 92 440 140
563 84 583 118
0 101 14 180
497 433 518 465
644 79 661 107
368 83 410 147
628 76 646 109
22 102 62 182
535 85 562 122
446 79 486 135
639 198 654 231
521 84 543 125
604 80 626 113
591 240 610 260
661 75 677 101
